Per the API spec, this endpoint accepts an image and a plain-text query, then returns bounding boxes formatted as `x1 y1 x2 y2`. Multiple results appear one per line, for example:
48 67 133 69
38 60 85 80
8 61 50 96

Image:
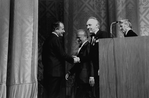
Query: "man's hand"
73 55 80 63
98 69 100 76
89 77 95 86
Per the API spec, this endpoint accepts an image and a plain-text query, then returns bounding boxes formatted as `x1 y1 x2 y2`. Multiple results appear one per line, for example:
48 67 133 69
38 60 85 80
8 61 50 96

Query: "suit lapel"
77 41 88 55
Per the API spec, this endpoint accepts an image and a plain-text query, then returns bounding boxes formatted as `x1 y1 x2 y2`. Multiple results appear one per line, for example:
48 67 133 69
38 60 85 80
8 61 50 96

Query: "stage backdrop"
64 0 149 72
64 0 149 55
0 0 38 98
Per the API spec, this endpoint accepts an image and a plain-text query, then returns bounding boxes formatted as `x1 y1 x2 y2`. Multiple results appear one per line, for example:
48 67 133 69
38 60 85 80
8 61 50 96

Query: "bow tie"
90 33 96 37
91 36 96 45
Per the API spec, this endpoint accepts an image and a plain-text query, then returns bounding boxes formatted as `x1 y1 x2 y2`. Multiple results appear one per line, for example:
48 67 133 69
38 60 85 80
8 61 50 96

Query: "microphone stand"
110 22 117 38
110 21 119 98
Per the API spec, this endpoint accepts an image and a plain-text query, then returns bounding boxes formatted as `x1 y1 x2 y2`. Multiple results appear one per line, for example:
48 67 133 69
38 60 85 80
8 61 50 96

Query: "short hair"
52 21 62 31
87 16 100 28
119 19 132 28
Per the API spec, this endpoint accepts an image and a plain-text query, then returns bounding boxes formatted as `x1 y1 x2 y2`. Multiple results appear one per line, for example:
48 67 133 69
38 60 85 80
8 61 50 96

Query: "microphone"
110 21 119 37
112 21 119 24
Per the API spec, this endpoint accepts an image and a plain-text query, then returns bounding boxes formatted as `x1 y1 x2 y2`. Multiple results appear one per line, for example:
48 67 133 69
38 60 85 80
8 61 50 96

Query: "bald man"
66 29 94 98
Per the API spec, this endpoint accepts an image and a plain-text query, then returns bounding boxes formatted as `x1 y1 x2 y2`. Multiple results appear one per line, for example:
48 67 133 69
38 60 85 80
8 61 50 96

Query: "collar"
80 40 88 48
94 29 99 35
125 28 131 35
52 32 59 37
77 40 88 53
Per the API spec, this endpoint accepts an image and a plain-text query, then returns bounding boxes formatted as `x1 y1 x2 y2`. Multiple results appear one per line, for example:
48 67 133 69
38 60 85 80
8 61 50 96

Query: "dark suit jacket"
90 30 110 77
69 41 94 83
42 33 74 77
124 30 138 37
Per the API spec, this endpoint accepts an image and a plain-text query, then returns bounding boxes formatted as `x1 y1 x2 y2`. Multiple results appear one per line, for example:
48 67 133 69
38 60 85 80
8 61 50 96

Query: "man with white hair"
86 17 110 98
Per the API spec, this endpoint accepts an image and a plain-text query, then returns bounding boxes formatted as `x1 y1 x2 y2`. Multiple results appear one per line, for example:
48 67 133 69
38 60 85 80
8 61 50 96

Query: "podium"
99 36 149 98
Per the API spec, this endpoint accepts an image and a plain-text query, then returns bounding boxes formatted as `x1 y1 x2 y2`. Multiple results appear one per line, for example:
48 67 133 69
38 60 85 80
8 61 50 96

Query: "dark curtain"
38 0 64 97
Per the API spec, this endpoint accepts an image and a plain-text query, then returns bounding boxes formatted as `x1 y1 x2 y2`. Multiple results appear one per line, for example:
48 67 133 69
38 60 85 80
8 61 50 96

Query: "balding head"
76 29 88 44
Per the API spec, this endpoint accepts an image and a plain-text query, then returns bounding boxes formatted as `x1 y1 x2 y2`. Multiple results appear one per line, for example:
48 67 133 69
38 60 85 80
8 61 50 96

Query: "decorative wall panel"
139 0 149 36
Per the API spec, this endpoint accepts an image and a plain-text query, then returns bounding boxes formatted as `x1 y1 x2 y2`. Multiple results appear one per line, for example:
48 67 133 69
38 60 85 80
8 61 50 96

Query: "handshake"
72 55 80 63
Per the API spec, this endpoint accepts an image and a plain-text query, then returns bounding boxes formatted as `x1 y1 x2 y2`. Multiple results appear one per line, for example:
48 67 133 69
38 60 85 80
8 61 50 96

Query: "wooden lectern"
99 36 149 98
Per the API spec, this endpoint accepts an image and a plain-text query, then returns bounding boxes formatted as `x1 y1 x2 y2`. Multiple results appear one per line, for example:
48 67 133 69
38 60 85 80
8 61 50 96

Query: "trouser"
44 76 65 98
75 80 94 98
94 75 99 98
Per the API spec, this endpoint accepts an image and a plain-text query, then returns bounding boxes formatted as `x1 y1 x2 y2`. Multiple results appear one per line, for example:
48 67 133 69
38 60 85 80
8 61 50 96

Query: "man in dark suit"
42 22 80 98
86 17 110 98
119 19 138 37
65 29 94 98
